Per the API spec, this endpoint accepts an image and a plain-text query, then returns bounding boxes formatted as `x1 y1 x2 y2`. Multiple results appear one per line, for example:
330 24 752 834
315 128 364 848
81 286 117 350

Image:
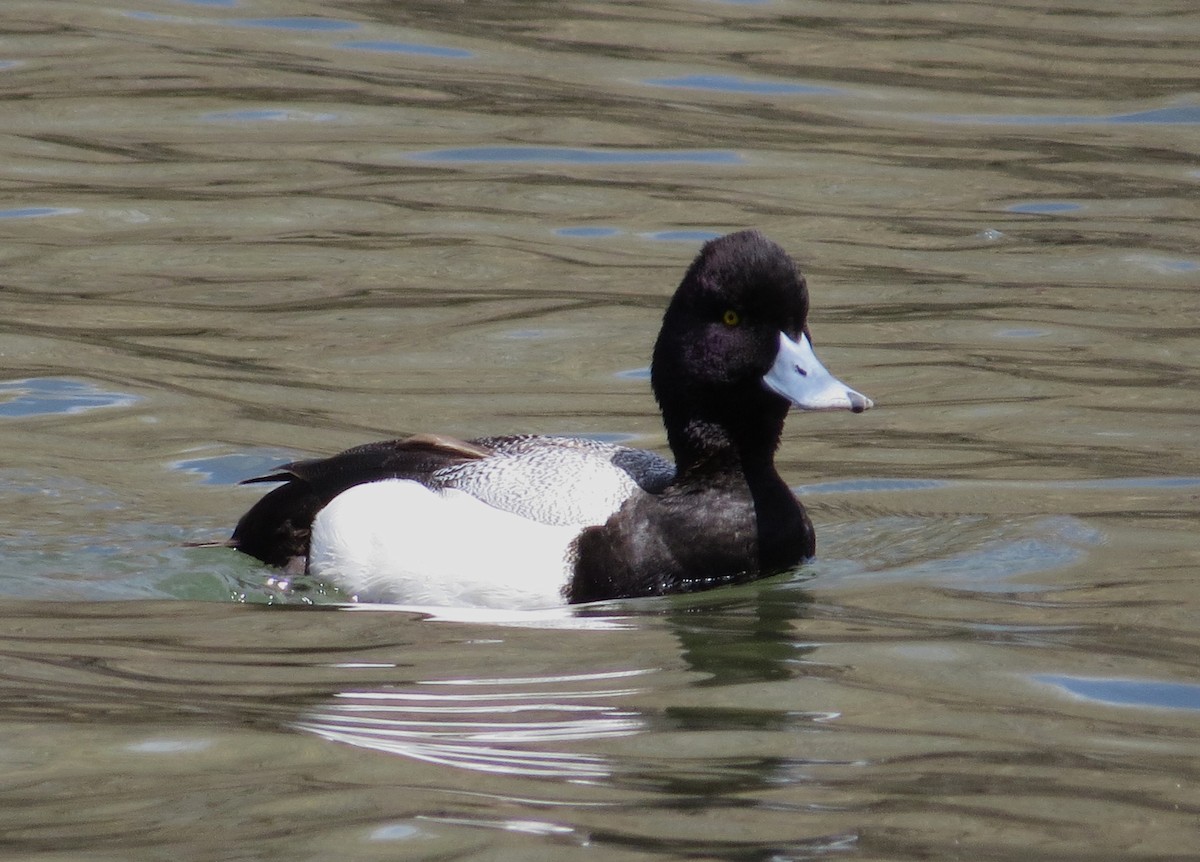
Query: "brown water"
1 0 1198 858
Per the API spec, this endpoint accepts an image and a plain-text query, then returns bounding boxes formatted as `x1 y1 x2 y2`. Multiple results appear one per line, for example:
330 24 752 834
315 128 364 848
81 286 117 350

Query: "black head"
651 230 869 469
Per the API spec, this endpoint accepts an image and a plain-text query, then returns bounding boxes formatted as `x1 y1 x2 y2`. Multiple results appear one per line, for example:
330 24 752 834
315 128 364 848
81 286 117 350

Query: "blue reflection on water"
1007 201 1083 214
0 379 140 419
0 207 80 219
1055 475 1200 491
996 328 1050 339
410 146 743 165
225 17 359 31
1151 259 1197 272
1036 675 1200 711
554 226 623 238
644 229 723 242
644 74 840 96
801 478 947 494
173 451 299 485
932 105 1200 126
805 475 1200 494
201 109 336 122
340 40 473 59
557 227 723 241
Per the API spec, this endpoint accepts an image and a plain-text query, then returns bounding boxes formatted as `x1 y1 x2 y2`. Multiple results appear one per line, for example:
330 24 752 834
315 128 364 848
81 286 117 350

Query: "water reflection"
1036 675 1200 711
409 146 745 165
296 583 823 781
643 74 842 96
173 450 300 486
340 40 473 59
201 109 338 123
663 583 820 688
2 0 1199 854
551 227 724 242
223 17 360 31
0 207 80 219
554 226 623 238
1006 201 1084 215
933 105 1200 126
295 667 648 778
0 378 140 419
643 229 724 242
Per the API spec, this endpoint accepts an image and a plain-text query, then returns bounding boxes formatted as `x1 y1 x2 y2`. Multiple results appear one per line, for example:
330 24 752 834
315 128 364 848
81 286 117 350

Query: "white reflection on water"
295 668 649 778
343 602 634 630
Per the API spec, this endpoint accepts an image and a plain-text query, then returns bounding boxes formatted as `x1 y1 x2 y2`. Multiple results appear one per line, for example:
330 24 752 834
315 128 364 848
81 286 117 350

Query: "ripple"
370 822 429 842
340 40 473 59
1036 675 1200 711
644 229 723 242
0 378 140 419
125 11 184 22
0 207 81 220
1006 201 1083 214
409 146 743 165
643 74 841 96
344 603 632 629
1051 475 1200 491
929 105 1200 126
294 668 649 777
807 475 1200 495
800 477 947 494
224 17 359 32
1124 254 1198 274
419 816 580 838
171 450 298 485
995 327 1051 339
201 108 337 123
554 226 623 238
127 737 214 754
819 513 1101 593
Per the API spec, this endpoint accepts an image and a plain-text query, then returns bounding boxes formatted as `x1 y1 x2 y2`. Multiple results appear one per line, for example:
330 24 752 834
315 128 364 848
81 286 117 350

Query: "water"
1 0 1198 858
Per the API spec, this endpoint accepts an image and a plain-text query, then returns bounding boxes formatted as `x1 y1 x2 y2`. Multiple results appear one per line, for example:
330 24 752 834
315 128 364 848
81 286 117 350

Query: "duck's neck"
665 404 786 483
665 405 814 568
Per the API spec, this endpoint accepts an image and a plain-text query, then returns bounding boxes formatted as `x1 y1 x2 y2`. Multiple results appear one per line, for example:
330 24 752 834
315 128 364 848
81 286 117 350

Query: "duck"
230 230 872 608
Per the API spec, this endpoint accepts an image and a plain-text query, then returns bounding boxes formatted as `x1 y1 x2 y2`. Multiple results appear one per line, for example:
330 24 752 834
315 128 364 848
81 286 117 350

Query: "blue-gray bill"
761 332 873 413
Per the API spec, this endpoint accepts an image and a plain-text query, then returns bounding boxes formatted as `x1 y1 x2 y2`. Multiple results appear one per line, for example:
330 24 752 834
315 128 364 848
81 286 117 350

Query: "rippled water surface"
2 0 1198 859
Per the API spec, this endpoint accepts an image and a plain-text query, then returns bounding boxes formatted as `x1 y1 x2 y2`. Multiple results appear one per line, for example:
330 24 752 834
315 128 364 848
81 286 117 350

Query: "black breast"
567 473 814 603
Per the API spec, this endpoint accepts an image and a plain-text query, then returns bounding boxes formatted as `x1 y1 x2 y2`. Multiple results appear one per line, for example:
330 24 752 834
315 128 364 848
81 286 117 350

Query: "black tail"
229 434 492 569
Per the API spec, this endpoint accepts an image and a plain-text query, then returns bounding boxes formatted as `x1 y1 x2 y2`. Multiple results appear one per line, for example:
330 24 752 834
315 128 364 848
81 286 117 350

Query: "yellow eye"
722 309 741 327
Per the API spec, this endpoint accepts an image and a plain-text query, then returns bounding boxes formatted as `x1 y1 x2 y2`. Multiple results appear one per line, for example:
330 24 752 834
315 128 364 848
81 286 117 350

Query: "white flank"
308 480 583 609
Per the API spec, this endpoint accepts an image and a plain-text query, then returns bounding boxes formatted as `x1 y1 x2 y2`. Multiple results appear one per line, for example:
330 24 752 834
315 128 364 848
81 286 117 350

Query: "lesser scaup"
231 230 871 607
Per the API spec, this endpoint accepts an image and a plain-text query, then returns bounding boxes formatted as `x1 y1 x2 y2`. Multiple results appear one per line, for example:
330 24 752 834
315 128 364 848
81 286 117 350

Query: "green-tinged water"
1 1 1198 859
